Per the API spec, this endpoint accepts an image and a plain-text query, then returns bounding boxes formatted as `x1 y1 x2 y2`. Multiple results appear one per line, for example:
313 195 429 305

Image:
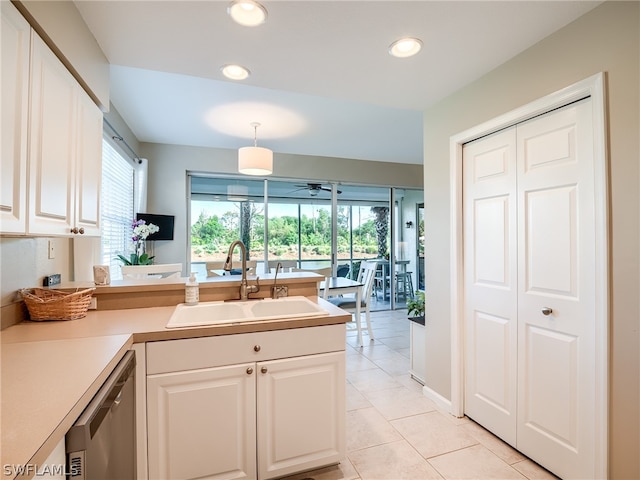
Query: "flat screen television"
135 213 175 240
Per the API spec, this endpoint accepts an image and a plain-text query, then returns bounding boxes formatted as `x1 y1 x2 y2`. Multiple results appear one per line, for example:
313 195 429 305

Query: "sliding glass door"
188 174 423 310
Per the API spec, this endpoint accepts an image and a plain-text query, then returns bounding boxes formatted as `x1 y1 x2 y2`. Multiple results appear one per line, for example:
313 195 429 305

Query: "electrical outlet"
88 297 97 310
48 240 55 259
43 274 61 287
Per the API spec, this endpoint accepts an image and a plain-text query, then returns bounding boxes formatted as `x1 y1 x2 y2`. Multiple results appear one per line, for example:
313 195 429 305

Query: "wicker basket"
20 287 95 321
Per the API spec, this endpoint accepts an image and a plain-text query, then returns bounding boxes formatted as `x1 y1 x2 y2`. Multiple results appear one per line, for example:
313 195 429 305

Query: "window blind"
101 138 134 280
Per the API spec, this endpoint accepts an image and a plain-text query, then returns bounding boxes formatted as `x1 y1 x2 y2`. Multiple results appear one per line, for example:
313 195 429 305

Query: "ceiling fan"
291 183 342 197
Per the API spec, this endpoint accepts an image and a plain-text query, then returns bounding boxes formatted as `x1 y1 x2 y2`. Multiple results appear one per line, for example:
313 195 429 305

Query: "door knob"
246 367 253 375
261 367 268 374
253 345 261 352
541 307 553 316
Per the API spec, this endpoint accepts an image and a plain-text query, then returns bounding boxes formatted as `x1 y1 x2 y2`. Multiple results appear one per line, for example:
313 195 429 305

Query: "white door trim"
449 72 609 477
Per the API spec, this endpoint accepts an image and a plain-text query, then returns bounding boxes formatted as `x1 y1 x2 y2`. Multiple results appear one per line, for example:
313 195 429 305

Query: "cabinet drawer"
147 324 345 375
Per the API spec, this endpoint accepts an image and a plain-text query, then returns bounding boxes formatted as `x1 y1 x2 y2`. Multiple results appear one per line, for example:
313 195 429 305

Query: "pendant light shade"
238 122 273 176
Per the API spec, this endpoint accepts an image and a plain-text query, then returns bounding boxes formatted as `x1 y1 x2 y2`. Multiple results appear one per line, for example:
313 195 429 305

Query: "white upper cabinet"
1 2 30 234
28 33 102 236
0 4 102 237
74 88 102 236
28 32 77 236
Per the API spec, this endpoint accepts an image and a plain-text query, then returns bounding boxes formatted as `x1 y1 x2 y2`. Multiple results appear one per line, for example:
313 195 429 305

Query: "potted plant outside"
407 290 425 325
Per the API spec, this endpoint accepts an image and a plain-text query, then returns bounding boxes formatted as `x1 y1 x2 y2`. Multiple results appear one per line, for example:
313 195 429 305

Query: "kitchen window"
100 137 135 280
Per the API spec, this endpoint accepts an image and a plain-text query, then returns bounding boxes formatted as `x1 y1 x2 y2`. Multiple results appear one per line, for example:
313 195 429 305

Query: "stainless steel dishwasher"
66 350 136 480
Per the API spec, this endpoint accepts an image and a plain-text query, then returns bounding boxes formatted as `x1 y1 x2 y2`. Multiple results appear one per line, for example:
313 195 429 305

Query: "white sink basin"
166 296 329 329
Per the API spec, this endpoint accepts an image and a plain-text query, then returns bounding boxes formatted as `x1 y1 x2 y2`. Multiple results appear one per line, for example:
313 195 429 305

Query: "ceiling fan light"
238 146 273 175
227 0 267 27
221 64 250 80
388 37 422 58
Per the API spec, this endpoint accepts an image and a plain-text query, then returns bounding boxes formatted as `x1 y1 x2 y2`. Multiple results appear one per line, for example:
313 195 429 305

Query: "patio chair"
292 267 333 298
267 260 297 272
121 263 183 280
328 260 376 345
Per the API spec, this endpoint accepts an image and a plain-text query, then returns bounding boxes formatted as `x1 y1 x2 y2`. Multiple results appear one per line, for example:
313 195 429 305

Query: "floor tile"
391 411 478 459
345 354 379 373
428 444 526 480
347 367 400 393
359 343 397 360
512 459 560 479
281 458 360 480
370 352 411 376
362 386 437 420
349 440 443 480
346 406 402 451
396 347 411 359
392 374 425 393
462 420 527 465
346 383 372 411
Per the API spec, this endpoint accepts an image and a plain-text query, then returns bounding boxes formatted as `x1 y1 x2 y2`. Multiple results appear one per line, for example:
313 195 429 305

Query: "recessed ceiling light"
227 0 268 27
221 64 250 80
388 37 423 58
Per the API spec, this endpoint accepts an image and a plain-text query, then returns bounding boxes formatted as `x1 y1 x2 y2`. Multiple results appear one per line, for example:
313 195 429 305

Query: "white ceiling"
75 1 600 165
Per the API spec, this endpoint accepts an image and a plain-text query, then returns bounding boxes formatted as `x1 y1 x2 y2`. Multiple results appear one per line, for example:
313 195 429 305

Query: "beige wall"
141 142 423 269
13 0 109 109
0 237 72 306
422 2 639 477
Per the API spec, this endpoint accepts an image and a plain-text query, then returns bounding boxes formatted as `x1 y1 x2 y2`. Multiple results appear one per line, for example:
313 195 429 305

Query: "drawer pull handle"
261 367 268 374
246 367 253 375
254 345 261 352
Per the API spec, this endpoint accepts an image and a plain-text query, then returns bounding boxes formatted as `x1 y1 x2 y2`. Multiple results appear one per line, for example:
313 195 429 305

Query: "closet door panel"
463 127 518 446
525 185 577 296
516 100 596 479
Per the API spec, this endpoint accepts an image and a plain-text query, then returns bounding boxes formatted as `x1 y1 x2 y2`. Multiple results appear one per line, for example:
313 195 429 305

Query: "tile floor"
283 310 558 480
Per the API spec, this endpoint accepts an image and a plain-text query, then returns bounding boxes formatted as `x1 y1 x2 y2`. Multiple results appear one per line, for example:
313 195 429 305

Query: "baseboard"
421 384 455 415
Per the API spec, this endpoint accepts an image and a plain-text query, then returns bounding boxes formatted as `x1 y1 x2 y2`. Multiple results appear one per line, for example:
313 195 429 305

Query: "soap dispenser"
185 272 199 305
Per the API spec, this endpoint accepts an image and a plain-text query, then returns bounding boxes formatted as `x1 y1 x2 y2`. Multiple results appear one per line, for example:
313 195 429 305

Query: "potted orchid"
116 219 159 266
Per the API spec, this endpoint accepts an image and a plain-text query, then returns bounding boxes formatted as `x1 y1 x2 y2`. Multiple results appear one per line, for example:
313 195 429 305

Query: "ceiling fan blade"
319 186 342 194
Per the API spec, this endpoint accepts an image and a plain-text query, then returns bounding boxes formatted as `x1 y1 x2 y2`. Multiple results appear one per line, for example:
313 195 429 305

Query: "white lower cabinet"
257 352 345 479
147 363 257 480
146 325 346 480
409 321 425 385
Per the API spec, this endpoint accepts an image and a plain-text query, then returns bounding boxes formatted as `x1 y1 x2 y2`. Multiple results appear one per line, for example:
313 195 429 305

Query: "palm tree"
371 206 389 258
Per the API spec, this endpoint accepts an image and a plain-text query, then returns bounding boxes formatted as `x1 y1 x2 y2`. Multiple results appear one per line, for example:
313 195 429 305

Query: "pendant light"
238 122 273 176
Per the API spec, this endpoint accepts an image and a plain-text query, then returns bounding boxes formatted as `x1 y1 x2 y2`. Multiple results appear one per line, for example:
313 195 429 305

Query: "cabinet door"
75 89 102 236
257 351 345 480
147 363 256 480
28 32 76 235
1 2 29 234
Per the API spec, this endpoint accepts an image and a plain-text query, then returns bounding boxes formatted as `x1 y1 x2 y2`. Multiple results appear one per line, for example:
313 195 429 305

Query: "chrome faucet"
224 240 259 300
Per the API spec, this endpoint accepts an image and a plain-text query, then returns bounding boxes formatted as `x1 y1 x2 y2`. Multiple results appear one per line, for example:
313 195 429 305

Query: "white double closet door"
463 99 596 479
